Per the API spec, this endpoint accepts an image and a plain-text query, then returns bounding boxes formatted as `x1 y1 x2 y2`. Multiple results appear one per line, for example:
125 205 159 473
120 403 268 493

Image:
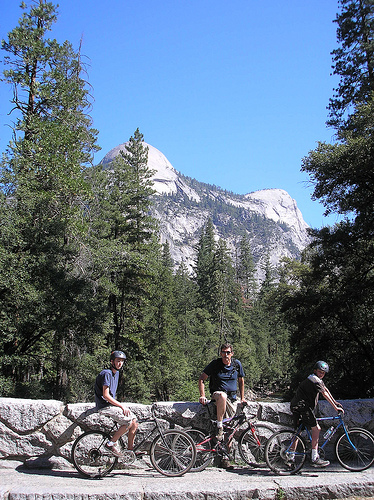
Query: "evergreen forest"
0 0 373 404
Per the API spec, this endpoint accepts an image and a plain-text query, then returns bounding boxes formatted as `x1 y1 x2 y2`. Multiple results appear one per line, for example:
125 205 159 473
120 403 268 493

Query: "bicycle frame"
197 403 258 453
72 410 197 478
265 411 374 474
290 414 356 458
116 413 174 453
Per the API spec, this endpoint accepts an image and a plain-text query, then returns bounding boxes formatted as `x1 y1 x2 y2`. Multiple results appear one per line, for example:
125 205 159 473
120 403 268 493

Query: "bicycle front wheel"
335 428 374 471
265 430 306 475
71 430 118 478
150 429 197 476
238 423 274 468
184 428 215 472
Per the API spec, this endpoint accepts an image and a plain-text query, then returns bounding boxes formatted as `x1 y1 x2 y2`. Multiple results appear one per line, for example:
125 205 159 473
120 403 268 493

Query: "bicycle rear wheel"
71 430 118 478
184 428 215 472
335 428 374 471
238 423 274 468
150 429 196 476
265 430 306 475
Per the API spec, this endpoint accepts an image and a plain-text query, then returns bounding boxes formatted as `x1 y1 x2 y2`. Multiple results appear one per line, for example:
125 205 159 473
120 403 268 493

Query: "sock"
217 421 223 428
107 440 115 447
311 449 318 461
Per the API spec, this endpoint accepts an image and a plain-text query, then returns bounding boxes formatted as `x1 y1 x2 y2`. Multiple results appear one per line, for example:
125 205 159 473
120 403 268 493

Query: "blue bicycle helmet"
314 360 329 373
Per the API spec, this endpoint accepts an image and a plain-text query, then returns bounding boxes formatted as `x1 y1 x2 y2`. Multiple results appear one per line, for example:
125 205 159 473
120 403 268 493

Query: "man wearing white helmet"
94 350 138 458
290 360 344 467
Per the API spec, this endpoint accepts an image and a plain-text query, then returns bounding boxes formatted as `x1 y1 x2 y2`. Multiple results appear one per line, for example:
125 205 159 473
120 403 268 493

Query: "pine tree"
194 218 216 311
294 0 374 397
236 235 257 305
0 0 99 399
328 0 374 129
211 238 238 344
89 129 158 364
143 242 188 401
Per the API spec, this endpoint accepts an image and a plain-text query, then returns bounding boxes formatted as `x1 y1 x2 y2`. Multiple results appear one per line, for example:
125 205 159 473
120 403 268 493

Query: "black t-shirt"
203 358 245 399
290 374 326 411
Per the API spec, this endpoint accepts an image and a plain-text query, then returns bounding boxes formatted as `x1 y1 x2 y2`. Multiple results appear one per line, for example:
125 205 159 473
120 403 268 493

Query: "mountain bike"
185 401 274 471
264 412 374 475
71 409 196 478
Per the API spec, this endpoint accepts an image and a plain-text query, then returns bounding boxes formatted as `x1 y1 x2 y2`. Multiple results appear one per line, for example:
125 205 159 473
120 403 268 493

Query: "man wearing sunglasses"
198 342 246 442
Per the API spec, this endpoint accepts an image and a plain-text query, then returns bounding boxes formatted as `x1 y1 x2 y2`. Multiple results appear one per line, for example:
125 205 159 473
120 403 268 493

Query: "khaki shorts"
99 406 137 427
211 391 238 418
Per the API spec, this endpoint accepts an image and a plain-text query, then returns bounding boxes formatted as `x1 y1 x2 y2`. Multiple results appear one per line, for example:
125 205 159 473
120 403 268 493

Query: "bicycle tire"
335 428 374 471
71 430 118 478
150 429 197 476
265 429 307 475
184 428 215 472
238 423 274 468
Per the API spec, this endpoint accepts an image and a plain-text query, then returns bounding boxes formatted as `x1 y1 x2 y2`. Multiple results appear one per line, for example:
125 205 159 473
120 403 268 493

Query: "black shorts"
291 402 317 428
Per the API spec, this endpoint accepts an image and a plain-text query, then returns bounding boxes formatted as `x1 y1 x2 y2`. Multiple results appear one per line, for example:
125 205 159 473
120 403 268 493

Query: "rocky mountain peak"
101 142 311 280
102 142 200 201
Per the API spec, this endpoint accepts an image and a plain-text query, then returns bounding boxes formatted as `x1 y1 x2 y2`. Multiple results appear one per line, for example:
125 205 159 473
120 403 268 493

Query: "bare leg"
111 424 129 443
111 419 138 449
127 419 138 450
214 392 227 422
311 424 321 451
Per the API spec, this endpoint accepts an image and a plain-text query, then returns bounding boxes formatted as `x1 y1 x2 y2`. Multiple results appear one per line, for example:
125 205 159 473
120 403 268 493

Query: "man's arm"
321 387 344 414
102 386 131 416
238 377 246 402
198 372 209 404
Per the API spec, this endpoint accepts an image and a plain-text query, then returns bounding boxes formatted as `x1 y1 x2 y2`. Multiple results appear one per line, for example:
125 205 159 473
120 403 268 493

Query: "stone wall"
0 397 373 469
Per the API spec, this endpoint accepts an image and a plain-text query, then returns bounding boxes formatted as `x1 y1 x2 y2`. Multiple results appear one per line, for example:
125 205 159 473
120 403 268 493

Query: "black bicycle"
71 410 196 478
185 401 274 471
265 412 374 475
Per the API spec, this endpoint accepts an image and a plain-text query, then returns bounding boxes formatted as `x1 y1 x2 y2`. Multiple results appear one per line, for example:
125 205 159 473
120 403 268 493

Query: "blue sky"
1 1 342 228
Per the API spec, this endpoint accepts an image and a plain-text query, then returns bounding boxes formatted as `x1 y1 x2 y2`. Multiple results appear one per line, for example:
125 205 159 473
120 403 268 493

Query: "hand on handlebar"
336 403 344 415
199 396 208 405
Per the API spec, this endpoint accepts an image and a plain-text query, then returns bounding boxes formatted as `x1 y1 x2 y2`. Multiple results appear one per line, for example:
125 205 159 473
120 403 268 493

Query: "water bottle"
323 426 334 439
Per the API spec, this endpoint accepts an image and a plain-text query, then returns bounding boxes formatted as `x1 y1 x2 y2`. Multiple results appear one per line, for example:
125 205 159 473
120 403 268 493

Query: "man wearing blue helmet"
290 361 344 467
94 350 138 458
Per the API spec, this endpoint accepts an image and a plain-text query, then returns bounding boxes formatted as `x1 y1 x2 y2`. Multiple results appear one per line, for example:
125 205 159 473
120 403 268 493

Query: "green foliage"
328 0 374 129
0 0 100 400
286 0 374 398
282 225 374 397
236 235 258 301
88 129 158 356
3 0 372 403
0 1 295 403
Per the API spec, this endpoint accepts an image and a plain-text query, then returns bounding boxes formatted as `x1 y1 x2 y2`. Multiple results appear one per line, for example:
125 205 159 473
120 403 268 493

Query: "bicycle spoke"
336 429 374 471
71 431 118 478
238 423 274 467
265 430 306 475
184 429 214 472
150 430 196 477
